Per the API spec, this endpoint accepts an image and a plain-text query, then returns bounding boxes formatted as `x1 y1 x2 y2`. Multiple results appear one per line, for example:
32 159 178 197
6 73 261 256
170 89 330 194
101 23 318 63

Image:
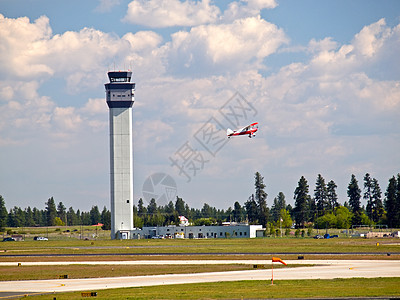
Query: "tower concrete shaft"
105 71 135 239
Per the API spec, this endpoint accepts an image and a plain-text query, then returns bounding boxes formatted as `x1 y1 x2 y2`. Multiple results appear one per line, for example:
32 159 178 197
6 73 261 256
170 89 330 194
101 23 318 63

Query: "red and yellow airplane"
227 122 258 138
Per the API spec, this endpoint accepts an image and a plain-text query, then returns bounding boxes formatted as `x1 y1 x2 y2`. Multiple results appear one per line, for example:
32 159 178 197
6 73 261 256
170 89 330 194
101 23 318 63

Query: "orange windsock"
272 257 287 266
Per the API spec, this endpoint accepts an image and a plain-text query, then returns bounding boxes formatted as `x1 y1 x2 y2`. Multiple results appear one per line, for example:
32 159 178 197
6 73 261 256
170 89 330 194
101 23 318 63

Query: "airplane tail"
227 128 234 136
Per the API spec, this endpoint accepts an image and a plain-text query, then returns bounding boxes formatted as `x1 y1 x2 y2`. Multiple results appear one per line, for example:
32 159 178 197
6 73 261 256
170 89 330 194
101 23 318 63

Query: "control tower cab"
105 71 135 108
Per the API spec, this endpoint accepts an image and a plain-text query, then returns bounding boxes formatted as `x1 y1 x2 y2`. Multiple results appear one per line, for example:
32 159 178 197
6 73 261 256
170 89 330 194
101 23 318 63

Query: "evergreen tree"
138 198 147 216
24 207 35 227
397 174 400 227
371 178 384 223
45 197 57 226
245 194 258 223
308 196 316 223
81 211 91 225
201 203 213 218
385 176 398 228
164 201 178 225
314 174 328 215
364 173 374 220
67 207 78 226
175 197 185 216
57 202 67 225
347 174 362 225
101 206 111 230
76 209 82 225
293 176 310 228
147 199 158 215
233 201 245 222
9 207 25 227
7 210 12 227
327 180 339 209
89 205 101 225
165 201 175 215
184 204 191 219
0 195 8 231
271 192 286 222
225 207 233 223
32 207 43 226
254 172 269 226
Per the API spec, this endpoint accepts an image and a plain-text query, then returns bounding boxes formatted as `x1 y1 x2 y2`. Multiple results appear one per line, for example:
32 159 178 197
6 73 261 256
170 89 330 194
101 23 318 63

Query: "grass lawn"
1 236 399 256
1 237 399 299
0 264 258 281
23 277 400 299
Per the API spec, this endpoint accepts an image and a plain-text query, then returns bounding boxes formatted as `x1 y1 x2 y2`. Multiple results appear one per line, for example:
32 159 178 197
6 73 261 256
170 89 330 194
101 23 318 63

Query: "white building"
130 224 264 239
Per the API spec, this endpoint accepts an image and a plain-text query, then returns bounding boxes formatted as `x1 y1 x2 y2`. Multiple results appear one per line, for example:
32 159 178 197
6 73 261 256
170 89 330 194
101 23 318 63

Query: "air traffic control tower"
105 71 135 239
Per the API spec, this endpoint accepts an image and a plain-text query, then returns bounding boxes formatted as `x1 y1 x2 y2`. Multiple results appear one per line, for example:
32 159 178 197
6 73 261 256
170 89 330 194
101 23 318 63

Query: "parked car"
151 235 164 239
33 236 48 241
2 237 15 242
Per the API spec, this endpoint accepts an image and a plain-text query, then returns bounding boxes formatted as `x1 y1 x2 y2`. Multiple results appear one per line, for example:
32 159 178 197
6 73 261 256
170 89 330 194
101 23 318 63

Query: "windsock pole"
271 257 287 285
271 260 274 285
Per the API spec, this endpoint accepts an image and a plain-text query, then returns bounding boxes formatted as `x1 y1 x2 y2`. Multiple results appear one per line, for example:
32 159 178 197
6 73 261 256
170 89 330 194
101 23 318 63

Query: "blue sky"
0 0 399 212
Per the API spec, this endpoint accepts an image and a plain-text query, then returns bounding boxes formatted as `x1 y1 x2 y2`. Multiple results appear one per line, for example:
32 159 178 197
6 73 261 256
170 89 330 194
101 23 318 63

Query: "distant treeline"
0 196 111 230
1 172 400 231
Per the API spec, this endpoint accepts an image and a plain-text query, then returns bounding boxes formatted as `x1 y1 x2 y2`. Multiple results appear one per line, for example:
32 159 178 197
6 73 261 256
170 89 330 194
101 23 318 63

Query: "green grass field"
1 236 399 256
1 235 399 299
21 278 400 299
0 264 261 281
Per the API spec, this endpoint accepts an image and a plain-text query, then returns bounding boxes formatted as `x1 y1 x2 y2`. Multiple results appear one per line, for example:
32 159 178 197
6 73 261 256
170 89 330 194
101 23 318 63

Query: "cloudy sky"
1 0 399 212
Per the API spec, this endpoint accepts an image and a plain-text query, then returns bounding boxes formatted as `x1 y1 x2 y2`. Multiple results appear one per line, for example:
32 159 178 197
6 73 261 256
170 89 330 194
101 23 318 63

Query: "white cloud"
308 37 338 54
307 19 400 82
353 18 388 57
223 0 277 21
0 14 133 92
95 0 121 12
80 98 107 115
123 0 220 27
244 0 277 9
165 16 288 75
0 80 53 124
52 107 82 132
122 31 166 79
0 85 14 100
123 31 163 51
0 14 53 78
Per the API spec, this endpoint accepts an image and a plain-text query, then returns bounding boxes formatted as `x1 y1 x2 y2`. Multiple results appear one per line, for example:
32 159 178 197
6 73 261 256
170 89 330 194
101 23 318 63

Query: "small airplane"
227 122 258 138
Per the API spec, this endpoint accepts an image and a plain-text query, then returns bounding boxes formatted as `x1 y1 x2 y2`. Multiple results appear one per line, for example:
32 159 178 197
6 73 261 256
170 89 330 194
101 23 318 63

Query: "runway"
0 260 399 293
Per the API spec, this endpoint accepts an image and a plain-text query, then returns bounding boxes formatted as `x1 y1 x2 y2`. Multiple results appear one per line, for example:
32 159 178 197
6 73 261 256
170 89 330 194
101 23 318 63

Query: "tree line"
134 172 400 229
0 196 111 231
1 172 400 231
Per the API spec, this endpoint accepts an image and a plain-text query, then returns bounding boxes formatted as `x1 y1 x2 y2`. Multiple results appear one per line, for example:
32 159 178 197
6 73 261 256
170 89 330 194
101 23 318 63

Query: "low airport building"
129 224 265 239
